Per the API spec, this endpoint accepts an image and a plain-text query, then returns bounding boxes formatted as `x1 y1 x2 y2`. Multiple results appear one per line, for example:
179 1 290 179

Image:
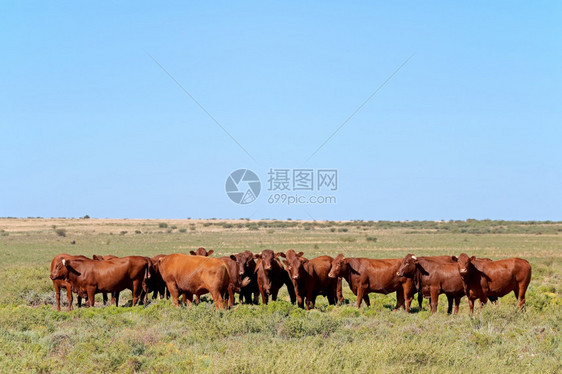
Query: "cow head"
283 249 307 280
190 247 213 256
233 250 256 277
453 253 479 276
50 257 76 280
328 253 348 278
254 249 284 271
396 254 418 277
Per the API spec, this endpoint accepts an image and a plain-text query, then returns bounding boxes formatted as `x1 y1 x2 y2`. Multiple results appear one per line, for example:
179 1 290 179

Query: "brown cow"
158 253 231 309
254 250 296 305
50 256 151 307
50 254 89 311
409 255 467 310
282 250 339 309
190 247 213 256
231 251 259 304
189 248 213 303
453 253 531 313
218 255 252 307
92 254 119 305
329 254 414 311
396 254 465 314
147 254 169 300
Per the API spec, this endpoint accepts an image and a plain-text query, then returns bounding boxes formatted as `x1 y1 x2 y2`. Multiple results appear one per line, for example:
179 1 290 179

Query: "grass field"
0 218 560 373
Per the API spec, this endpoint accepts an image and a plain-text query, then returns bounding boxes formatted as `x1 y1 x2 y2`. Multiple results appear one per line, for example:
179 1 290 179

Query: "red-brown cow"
50 254 89 311
190 247 213 256
158 253 231 309
282 250 340 310
92 254 119 305
232 250 259 304
50 256 151 307
189 248 213 303
329 254 414 310
396 254 465 314
147 254 169 300
453 253 531 313
218 255 252 307
254 250 296 305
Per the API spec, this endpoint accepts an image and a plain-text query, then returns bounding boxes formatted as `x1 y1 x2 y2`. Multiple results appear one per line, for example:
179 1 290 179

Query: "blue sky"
1 2 561 220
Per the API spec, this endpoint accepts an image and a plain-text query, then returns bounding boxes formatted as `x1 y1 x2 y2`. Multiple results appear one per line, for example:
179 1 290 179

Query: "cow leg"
308 294 318 310
210 290 224 310
167 283 181 307
429 289 439 314
194 295 200 304
394 288 405 312
363 294 370 307
479 296 487 310
285 280 297 304
113 292 120 307
467 298 475 314
228 284 235 308
337 277 343 305
296 294 305 309
253 289 259 305
418 292 424 310
356 287 364 308
53 283 61 311
454 296 461 315
404 296 414 313
102 292 108 305
271 286 280 302
239 291 245 305
66 284 74 311
86 288 96 307
77 295 83 308
184 293 194 307
517 286 527 310
132 283 140 306
446 295 453 314
259 288 268 305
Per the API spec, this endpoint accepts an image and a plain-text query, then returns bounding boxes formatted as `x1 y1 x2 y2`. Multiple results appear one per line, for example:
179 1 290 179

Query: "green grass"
0 218 561 373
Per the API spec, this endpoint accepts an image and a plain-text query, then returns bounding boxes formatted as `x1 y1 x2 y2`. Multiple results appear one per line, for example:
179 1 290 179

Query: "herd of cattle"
49 247 532 314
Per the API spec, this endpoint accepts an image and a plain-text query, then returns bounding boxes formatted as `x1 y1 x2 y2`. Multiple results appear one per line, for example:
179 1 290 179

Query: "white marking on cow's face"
62 259 66 266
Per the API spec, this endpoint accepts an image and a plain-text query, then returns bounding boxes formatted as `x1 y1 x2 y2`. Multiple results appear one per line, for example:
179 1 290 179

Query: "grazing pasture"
0 218 560 373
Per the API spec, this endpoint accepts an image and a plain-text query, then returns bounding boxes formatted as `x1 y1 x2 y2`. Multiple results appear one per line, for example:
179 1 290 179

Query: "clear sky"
1 2 561 220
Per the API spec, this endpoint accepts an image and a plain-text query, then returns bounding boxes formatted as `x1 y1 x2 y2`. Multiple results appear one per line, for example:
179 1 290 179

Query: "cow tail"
142 262 150 293
222 262 240 291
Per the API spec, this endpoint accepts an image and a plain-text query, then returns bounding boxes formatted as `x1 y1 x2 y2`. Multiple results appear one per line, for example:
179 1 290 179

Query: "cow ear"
254 254 262 259
276 252 286 258
297 252 304 257
63 259 72 268
207 250 214 256
470 256 476 261
254 259 262 273
189 251 196 255
451 256 458 262
472 260 486 273
230 255 236 261
93 255 101 260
